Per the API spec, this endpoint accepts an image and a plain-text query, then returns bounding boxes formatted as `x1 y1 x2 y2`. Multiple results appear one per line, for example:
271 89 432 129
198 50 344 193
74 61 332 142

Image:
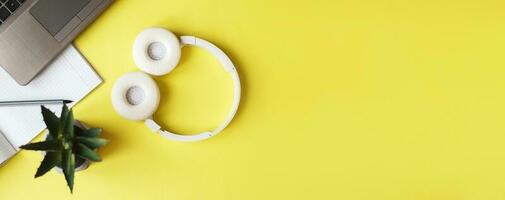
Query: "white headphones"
111 27 241 142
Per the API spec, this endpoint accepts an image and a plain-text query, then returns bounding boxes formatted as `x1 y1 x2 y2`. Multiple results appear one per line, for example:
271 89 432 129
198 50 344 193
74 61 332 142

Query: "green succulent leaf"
63 110 74 138
41 106 59 138
60 104 69 128
74 143 101 161
35 152 61 178
76 136 107 149
19 140 60 152
62 149 75 193
77 128 102 138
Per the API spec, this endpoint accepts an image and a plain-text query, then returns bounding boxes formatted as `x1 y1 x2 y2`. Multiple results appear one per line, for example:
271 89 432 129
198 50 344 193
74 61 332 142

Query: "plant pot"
42 120 91 173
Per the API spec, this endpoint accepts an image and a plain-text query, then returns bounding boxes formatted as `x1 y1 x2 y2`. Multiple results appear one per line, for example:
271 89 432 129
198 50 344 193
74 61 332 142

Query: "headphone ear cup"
133 27 181 76
112 72 160 121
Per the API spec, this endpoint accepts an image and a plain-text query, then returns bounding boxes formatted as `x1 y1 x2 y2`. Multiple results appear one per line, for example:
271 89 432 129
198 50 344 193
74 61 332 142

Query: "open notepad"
0 45 102 165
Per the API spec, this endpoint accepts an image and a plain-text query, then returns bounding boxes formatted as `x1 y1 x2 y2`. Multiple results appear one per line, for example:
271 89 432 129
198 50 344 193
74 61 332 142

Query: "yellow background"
2 0 505 199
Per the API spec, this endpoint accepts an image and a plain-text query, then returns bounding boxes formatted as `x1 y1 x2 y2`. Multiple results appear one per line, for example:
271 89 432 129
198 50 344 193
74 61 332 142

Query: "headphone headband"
144 36 241 142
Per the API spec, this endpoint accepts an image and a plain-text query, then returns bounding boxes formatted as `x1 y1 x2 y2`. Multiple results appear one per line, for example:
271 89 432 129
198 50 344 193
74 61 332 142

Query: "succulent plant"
20 104 107 193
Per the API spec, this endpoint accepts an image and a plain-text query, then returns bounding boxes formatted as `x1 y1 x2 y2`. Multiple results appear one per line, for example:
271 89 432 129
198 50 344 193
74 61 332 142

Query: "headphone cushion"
133 27 181 76
112 72 160 121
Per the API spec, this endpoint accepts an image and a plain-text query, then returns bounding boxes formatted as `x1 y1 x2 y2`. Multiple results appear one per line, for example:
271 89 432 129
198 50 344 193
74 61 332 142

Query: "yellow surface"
2 0 505 199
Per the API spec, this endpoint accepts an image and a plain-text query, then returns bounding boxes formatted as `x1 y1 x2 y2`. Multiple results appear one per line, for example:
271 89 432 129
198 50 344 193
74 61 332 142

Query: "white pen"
0 99 73 106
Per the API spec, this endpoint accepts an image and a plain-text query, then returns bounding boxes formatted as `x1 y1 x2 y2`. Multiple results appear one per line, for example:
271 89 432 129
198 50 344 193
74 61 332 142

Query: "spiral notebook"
0 45 102 165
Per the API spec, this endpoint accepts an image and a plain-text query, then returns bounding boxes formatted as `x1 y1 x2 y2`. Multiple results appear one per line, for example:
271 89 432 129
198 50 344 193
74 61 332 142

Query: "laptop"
0 0 112 86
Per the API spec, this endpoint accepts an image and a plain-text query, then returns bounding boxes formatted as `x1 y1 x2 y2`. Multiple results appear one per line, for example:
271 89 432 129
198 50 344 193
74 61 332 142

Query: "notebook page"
0 45 102 148
0 131 16 164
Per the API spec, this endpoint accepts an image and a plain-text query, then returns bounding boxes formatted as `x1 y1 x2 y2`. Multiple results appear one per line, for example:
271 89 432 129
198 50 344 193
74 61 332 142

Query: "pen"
0 99 73 106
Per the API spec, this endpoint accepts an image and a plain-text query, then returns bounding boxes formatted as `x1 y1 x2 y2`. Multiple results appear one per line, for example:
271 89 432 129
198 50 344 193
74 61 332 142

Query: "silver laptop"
0 0 112 85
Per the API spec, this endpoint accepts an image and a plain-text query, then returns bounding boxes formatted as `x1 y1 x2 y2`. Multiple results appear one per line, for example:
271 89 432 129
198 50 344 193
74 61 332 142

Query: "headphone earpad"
112 72 160 121
133 27 181 76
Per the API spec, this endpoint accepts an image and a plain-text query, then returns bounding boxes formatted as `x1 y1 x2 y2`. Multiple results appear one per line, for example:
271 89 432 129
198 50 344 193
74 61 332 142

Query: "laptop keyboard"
0 0 25 26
